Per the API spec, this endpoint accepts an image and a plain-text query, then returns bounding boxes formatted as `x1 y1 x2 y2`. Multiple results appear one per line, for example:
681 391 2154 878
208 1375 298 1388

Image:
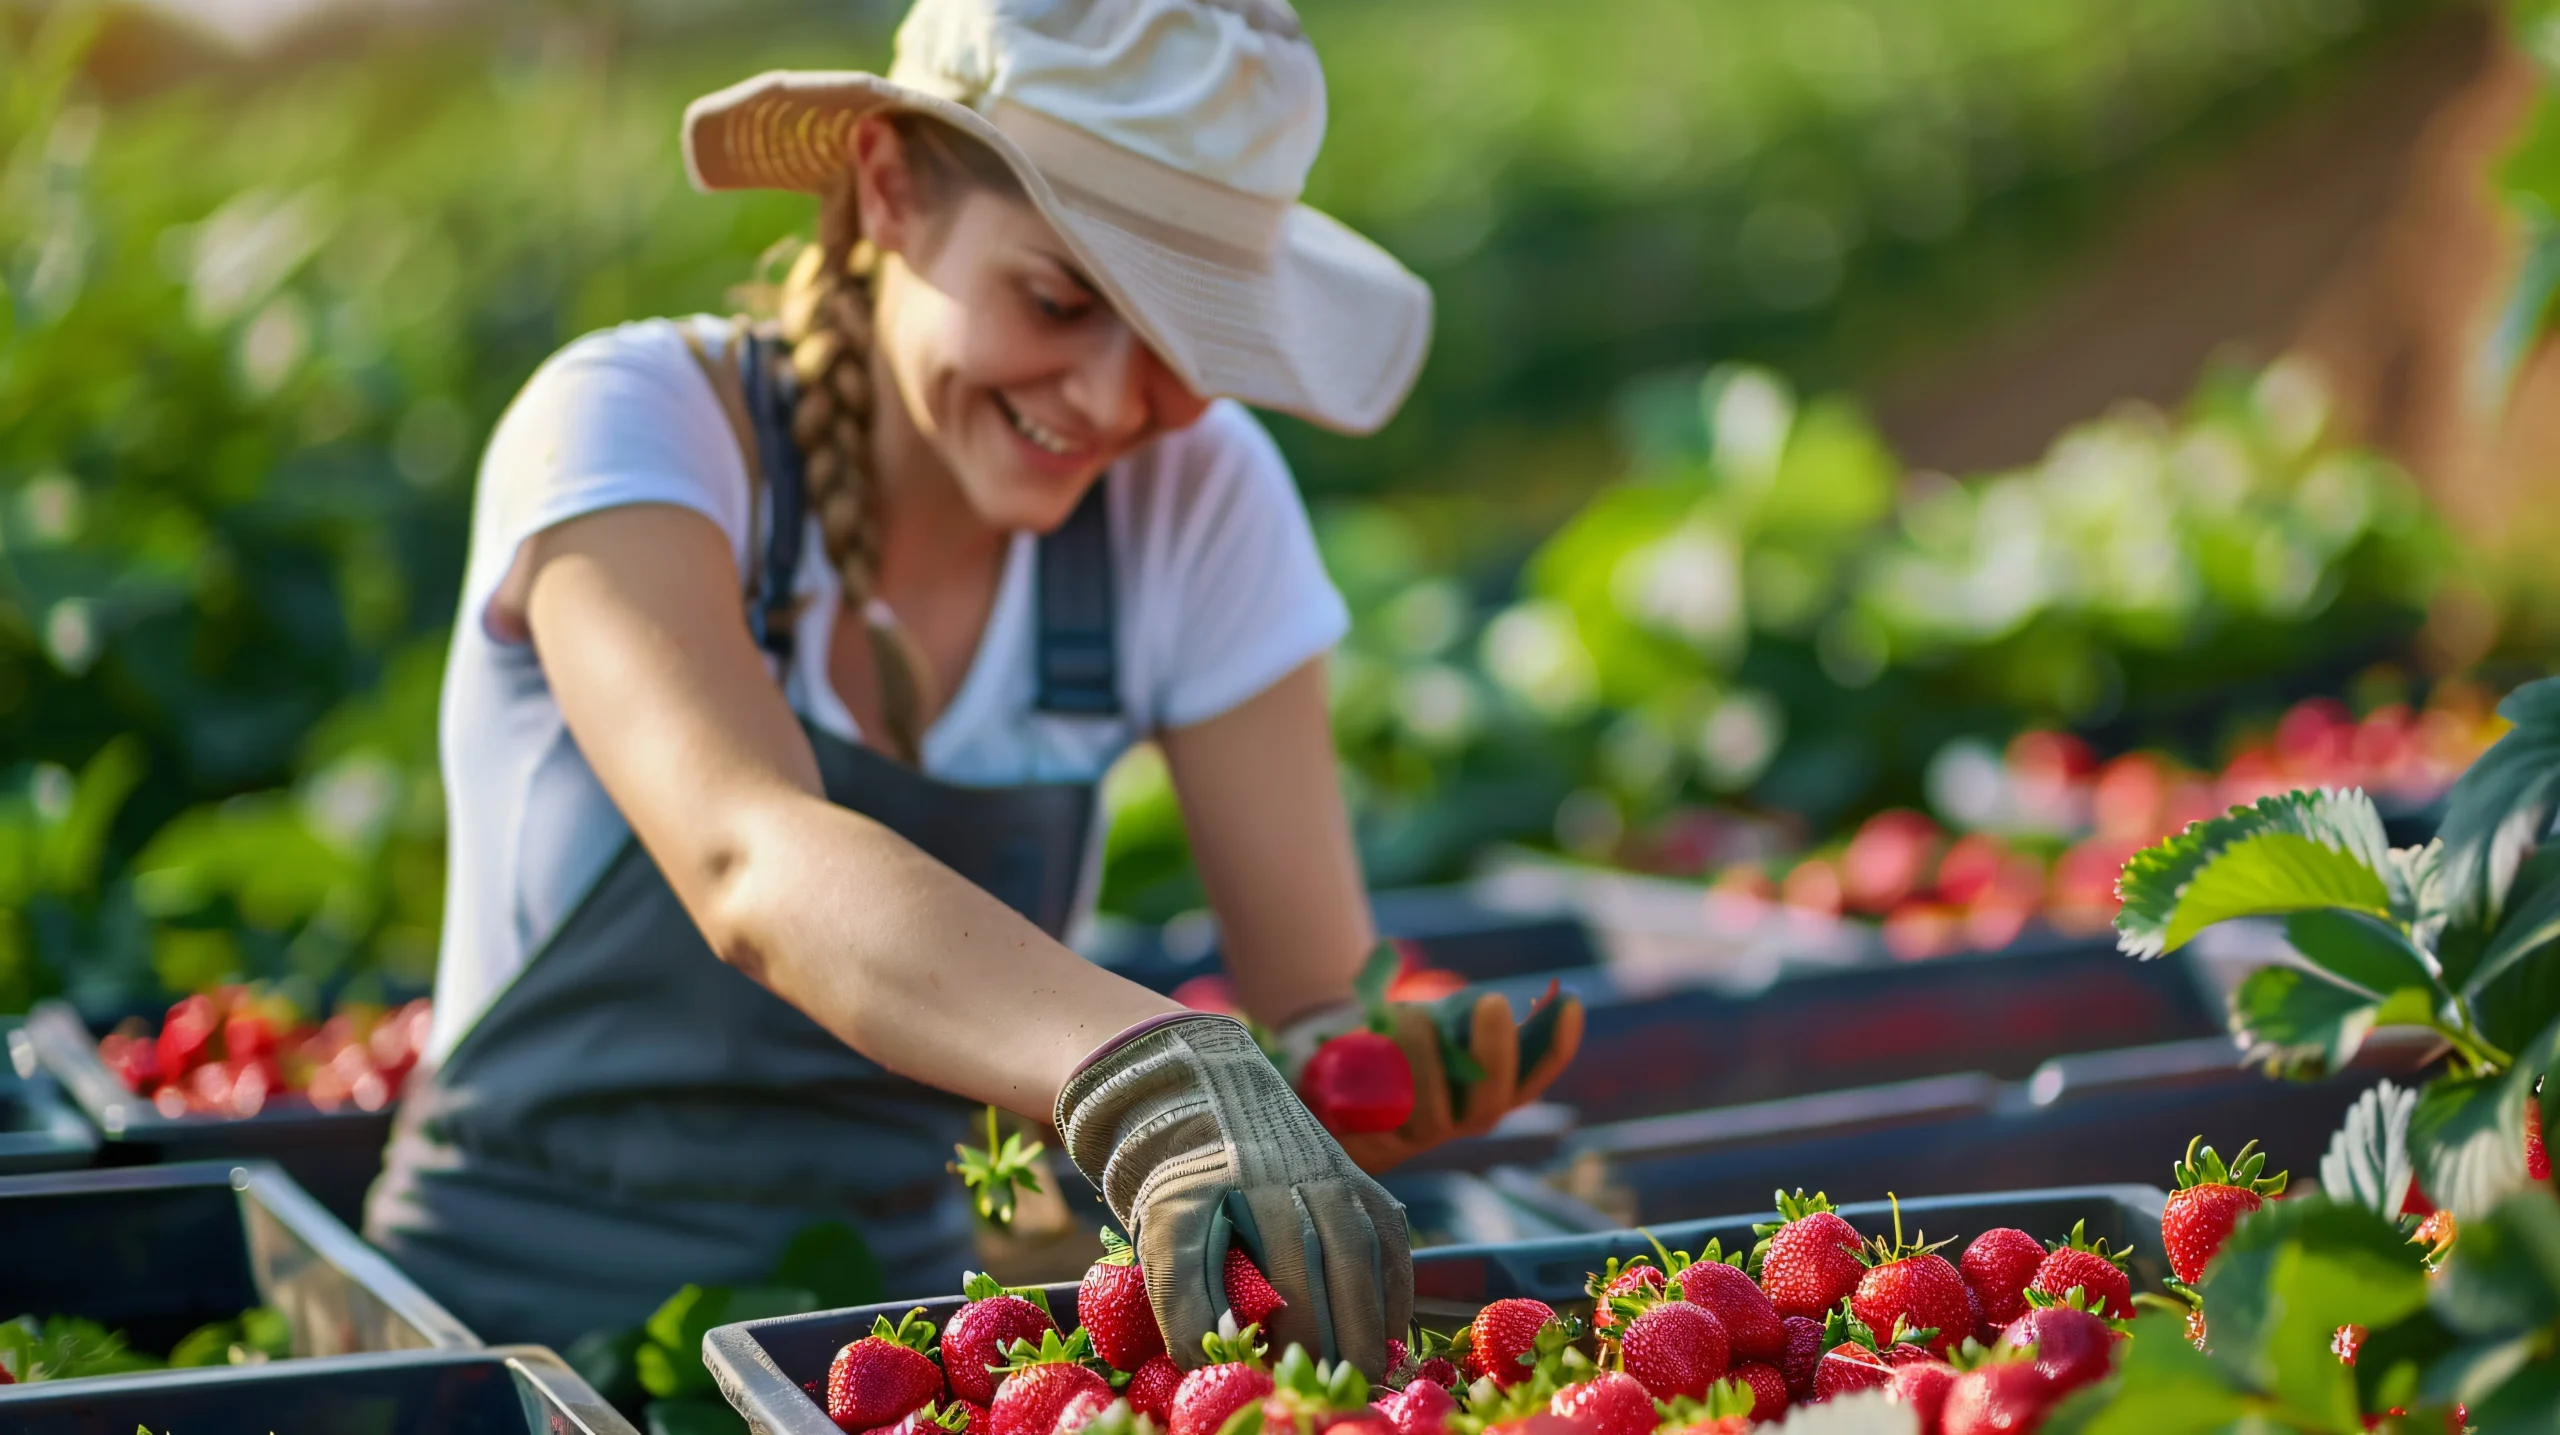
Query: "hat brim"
684 70 1431 437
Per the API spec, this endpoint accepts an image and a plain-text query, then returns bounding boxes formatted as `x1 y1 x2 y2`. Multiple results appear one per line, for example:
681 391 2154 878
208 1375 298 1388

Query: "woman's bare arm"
1159 656 1373 1026
518 502 1179 1117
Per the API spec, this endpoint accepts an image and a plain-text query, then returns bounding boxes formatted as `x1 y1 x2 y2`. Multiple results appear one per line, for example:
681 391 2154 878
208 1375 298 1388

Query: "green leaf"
2116 790 2394 958
164 1320 239 1369
637 1284 812 1400
2282 909 2442 1002
2483 197 2560 394
2195 1197 2429 1428
2228 965 2382 1077
2318 1080 2420 1218
564 1326 648 1413
2067 1312 2247 1434
2436 678 2560 934
771 1221 886 1309
2432 1186 2560 1337
2471 1355 2560 1433
2465 856 2560 1001
2410 1075 2528 1223
644 1396 751 1435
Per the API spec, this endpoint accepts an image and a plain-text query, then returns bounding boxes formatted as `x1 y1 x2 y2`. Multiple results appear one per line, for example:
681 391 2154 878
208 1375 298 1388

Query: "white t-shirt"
425 315 1349 1063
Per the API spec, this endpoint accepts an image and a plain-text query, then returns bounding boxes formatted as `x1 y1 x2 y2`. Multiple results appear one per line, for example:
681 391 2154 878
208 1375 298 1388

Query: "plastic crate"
0 1159 476 1359
702 1185 2162 1435
1568 1037 2411 1225
0 1019 98 1175
15 1000 398 1228
1516 936 2220 1123
0 1345 634 1435
1084 883 1597 995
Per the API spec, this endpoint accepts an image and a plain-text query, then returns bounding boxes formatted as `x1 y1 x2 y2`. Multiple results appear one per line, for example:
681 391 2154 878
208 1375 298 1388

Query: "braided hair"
768 114 1023 764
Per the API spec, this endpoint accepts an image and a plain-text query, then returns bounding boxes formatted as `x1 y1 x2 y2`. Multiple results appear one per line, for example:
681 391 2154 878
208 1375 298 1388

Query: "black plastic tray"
701 1185 2164 1435
0 1159 477 1358
1513 936 2220 1123
0 1019 98 1175
0 1344 634 1434
16 1000 397 1227
1084 884 1597 994
1569 1037 2410 1225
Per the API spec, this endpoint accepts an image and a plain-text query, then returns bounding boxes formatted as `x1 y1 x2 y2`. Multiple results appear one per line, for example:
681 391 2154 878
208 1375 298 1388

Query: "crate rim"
18 999 413 1140
0 1343 632 1432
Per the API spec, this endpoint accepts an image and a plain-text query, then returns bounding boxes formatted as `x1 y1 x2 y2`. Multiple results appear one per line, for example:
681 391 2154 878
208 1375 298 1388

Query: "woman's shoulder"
525 314 739 399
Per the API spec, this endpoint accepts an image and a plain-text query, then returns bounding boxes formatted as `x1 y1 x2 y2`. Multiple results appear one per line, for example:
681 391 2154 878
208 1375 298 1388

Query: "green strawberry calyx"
1857 1194 1955 1269
951 1106 1047 1228
961 1270 1057 1318
908 1404 973 1433
1267 1344 1373 1413
2023 1285 2134 1333
869 1307 941 1358
1749 1190 1847 1275
2042 1220 2134 1270
1655 1378 1756 1424
1821 1300 1937 1354
2171 1136 2290 1197
998 1327 1098 1374
1200 1318 1269 1369
1944 1337 2033 1373
1587 1252 1659 1305
1096 1228 1138 1268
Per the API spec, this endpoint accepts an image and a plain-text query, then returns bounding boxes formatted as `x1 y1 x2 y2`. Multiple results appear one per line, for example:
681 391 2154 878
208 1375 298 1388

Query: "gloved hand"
1054 1012 1412 1376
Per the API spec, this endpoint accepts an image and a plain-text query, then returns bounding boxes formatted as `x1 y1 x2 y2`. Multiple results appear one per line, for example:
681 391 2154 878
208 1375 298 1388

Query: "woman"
365 0 1581 1370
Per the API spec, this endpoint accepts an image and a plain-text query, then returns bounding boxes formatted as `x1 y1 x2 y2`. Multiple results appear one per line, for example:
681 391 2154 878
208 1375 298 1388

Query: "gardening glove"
1054 1012 1413 1378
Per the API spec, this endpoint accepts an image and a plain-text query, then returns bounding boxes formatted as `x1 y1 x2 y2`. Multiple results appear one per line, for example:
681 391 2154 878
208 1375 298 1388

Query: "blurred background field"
4 0 2560 1019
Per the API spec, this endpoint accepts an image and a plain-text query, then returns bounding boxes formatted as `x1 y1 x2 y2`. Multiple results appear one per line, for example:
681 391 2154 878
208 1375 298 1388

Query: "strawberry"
987 1331 1109 1435
827 1309 947 1433
1485 1417 1592 1435
946 1274 1061 1406
1125 1355 1182 1423
1652 1379 1758 1435
1169 1324 1275 1435
1957 1228 2043 1333
1227 1249 1288 1331
1849 1201 1972 1358
1777 1317 1824 1401
1938 1361 2062 1435
1619 1300 1730 1402
1751 1191 1867 1320
1549 1372 1657 1435
2333 1324 2366 1366
1051 1391 1115 1435
2029 1224 2133 1321
2162 1137 2288 1285
1373 1377 1458 1435
1886 1361 1958 1431
1384 1337 1410 1383
1261 1343 1389 1435
157 994 219 1084
1079 1230 1164 1372
1673 1255 1784 1362
876 1404 974 1435
1583 1256 1665 1336
1999 1304 2116 1394
1467 1299 1561 1389
1416 1357 1459 1390
1301 1031 1417 1135
1725 1363 1788 1422
1813 1344 1893 1401
955 1401 990 1433
2530 1081 2551 1182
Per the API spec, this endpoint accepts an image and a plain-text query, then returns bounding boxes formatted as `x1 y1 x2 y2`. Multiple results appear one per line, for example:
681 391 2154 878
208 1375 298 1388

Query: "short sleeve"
1136 402 1350 730
462 317 753 642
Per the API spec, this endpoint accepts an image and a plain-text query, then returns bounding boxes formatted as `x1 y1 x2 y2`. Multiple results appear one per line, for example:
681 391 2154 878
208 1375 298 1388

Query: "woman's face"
854 120 1211 534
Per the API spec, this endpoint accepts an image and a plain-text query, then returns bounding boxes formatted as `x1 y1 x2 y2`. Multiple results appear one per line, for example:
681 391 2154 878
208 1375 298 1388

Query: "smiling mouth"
994 392 1086 458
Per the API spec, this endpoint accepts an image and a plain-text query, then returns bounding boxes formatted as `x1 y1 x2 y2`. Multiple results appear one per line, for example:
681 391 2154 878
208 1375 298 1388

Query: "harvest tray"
0 1345 633 1435
701 1184 2164 1435
0 1159 476 1360
15 999 397 1227
1088 883 1597 995
0 1018 98 1175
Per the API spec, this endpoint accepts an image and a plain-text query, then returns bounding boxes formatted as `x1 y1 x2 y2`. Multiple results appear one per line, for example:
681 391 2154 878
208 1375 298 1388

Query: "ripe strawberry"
1169 1326 1275 1435
1385 1337 1410 1382
1674 1257 1784 1362
1752 1191 1867 1320
1938 1361 2062 1435
987 1331 1109 1435
1777 1317 1824 1401
1619 1301 1730 1401
873 1403 973 1435
1886 1361 1957 1429
1485 1417 1592 1435
1468 1299 1561 1389
1999 1305 2116 1394
1416 1357 1459 1389
1301 1031 1417 1135
2530 1084 2551 1182
1125 1355 1182 1423
1052 1390 1115 1435
1079 1230 1164 1372
1227 1249 1288 1331
1373 1377 1458 1435
1726 1363 1788 1422
2029 1223 2133 1320
1813 1345 1893 1401
1849 1203 1972 1358
1958 1228 2044 1332
954 1401 989 1433
2162 1137 2288 1285
827 1309 946 1433
945 1275 1060 1406
2333 1324 2366 1366
1584 1257 1665 1335
1549 1372 1657 1435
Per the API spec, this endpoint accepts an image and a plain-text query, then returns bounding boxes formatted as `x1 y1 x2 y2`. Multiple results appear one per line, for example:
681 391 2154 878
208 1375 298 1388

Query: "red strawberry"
1726 1363 1788 1422
1958 1228 2044 1332
1486 1417 1593 1435
1584 1258 1665 1335
2333 1324 2366 1366
2530 1084 2551 1182
1939 1361 2062 1435
1052 1390 1115 1435
1674 1259 1784 1362
2162 1137 2288 1285
1080 1230 1164 1372
1301 1031 1417 1135
1549 1372 1657 1435
1385 1338 1410 1382
873 1404 975 1435
1169 1327 1275 1435
1226 1249 1288 1331
2031 1250 2131 1322
1849 1204 1973 1358
987 1331 1110 1435
827 1309 947 1433
1468 1299 1561 1389
1374 1378 1458 1435
1813 1345 1892 1401
1620 1301 1730 1402
1777 1317 1824 1401
954 1402 990 1433
1752 1192 1867 1320
157 994 219 1082
946 1275 1061 1406
1999 1305 2116 1394
1887 1361 1957 1430
1126 1355 1182 1423
1416 1356 1458 1389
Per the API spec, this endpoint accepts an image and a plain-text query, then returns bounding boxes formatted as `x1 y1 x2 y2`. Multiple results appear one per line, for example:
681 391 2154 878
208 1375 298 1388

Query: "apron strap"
740 331 809 667
1036 482 1120 717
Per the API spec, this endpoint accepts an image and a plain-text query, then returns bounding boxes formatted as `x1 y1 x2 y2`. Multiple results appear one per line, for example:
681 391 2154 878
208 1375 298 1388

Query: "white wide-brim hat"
683 0 1432 437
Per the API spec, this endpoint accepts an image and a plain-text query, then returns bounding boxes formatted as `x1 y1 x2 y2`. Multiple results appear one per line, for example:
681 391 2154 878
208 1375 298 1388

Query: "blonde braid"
776 177 934 764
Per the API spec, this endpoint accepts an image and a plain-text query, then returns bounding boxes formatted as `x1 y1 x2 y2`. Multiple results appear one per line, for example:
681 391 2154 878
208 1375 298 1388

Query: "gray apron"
364 331 1124 1348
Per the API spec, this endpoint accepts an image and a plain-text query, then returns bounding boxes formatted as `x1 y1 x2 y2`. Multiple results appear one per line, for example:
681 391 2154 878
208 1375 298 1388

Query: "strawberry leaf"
2319 1080 2421 1219
2435 678 2560 937
2410 1073 2529 1222
2114 790 2394 959
2227 965 2388 1078
2194 1197 2430 1426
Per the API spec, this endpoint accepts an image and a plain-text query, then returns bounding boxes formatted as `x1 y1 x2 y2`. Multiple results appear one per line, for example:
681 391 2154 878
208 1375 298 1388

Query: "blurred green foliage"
0 0 2460 994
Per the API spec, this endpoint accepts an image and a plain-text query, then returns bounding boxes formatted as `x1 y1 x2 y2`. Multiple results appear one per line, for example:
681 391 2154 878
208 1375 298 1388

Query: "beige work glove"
1055 1013 1413 1377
